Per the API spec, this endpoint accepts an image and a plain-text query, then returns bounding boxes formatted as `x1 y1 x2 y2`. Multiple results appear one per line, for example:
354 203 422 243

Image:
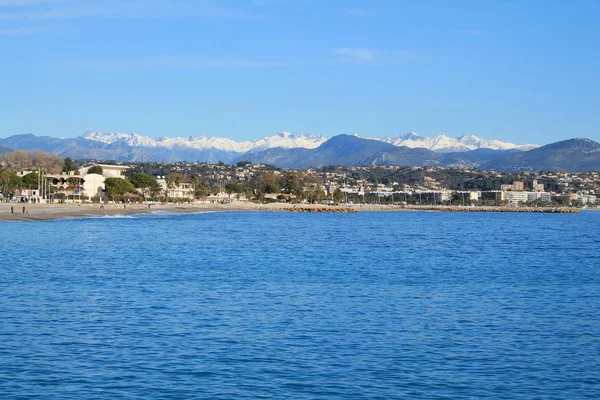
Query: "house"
156 177 195 200
46 164 129 202
79 164 129 178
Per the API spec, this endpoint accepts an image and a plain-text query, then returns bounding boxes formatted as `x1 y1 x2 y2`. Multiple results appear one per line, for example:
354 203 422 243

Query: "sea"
1 211 599 399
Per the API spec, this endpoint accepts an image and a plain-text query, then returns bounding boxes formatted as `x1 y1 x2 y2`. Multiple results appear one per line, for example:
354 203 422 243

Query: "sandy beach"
0 201 366 222
0 203 228 222
0 201 587 222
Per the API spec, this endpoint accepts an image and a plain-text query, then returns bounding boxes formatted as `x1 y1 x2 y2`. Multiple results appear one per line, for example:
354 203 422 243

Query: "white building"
81 173 105 200
47 164 129 202
577 194 598 205
526 192 552 203
79 164 129 178
504 191 551 205
157 178 195 200
504 191 529 205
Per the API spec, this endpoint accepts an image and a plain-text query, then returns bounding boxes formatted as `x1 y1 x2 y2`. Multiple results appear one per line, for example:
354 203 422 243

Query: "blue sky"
1 0 599 144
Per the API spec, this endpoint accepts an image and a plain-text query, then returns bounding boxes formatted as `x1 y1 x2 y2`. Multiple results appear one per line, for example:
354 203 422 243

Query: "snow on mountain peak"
82 131 158 147
80 130 537 155
81 131 327 153
370 132 538 152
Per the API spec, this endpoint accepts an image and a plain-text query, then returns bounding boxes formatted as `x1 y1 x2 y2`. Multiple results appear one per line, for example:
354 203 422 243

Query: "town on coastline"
0 150 598 210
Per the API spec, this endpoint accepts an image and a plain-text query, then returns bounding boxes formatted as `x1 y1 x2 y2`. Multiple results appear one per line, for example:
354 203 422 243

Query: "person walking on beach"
22 206 26 214
11 206 13 214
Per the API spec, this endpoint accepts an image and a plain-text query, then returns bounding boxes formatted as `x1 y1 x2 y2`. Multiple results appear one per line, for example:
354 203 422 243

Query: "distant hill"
441 148 520 169
241 135 600 171
0 133 75 154
239 134 444 168
0 131 327 163
0 132 598 171
0 145 12 154
0 130 536 163
481 138 600 172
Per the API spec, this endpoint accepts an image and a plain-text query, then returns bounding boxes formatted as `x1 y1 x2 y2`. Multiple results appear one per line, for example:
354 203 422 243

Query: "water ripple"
1 211 599 399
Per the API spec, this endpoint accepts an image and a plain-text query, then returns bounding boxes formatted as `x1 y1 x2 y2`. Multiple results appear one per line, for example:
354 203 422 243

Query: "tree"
62 157 77 173
22 172 40 189
149 184 163 200
333 188 344 204
105 177 137 202
261 172 281 194
164 173 184 201
225 182 235 199
129 173 160 200
87 165 103 175
225 182 247 199
284 172 301 196
450 192 464 205
194 181 211 200
66 177 82 200
0 150 62 173
0 169 21 197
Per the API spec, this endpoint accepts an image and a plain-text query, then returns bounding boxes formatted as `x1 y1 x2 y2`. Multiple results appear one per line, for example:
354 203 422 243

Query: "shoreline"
0 202 587 222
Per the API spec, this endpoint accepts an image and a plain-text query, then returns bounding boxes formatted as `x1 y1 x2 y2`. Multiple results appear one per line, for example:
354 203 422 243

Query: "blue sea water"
1 210 599 399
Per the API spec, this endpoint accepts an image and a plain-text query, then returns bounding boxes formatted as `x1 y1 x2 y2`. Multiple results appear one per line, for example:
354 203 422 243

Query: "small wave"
83 214 137 219
147 210 216 216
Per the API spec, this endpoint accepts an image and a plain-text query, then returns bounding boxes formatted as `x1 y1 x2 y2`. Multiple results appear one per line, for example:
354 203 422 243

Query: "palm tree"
164 176 174 203
190 174 201 203
67 177 80 202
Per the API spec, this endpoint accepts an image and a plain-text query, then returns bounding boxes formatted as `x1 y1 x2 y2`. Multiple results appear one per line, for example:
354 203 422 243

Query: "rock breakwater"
282 207 357 213
403 205 579 213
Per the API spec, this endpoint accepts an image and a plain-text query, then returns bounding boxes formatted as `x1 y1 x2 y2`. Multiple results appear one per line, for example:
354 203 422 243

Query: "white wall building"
79 164 129 178
504 191 529 205
47 164 129 202
157 178 195 200
526 192 552 203
577 194 598 205
81 173 105 200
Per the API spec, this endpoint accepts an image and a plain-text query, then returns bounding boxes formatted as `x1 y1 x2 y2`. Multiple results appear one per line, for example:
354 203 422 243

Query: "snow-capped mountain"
82 131 159 147
82 130 328 154
0 130 539 164
372 133 538 152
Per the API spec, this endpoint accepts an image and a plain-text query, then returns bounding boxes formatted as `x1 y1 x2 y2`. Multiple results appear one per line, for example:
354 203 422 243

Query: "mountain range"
371 132 537 152
0 131 598 172
241 135 600 172
0 130 534 160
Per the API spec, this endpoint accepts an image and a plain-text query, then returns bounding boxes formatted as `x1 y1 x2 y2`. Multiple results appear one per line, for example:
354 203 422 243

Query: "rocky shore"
400 205 580 213
282 207 357 213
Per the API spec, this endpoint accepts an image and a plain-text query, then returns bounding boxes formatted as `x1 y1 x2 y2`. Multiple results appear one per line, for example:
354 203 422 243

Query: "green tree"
193 181 211 200
225 182 247 199
22 172 39 189
62 157 77 173
333 188 344 204
87 165 103 175
105 177 137 202
0 169 21 197
129 173 160 200
163 173 184 201
284 172 301 195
